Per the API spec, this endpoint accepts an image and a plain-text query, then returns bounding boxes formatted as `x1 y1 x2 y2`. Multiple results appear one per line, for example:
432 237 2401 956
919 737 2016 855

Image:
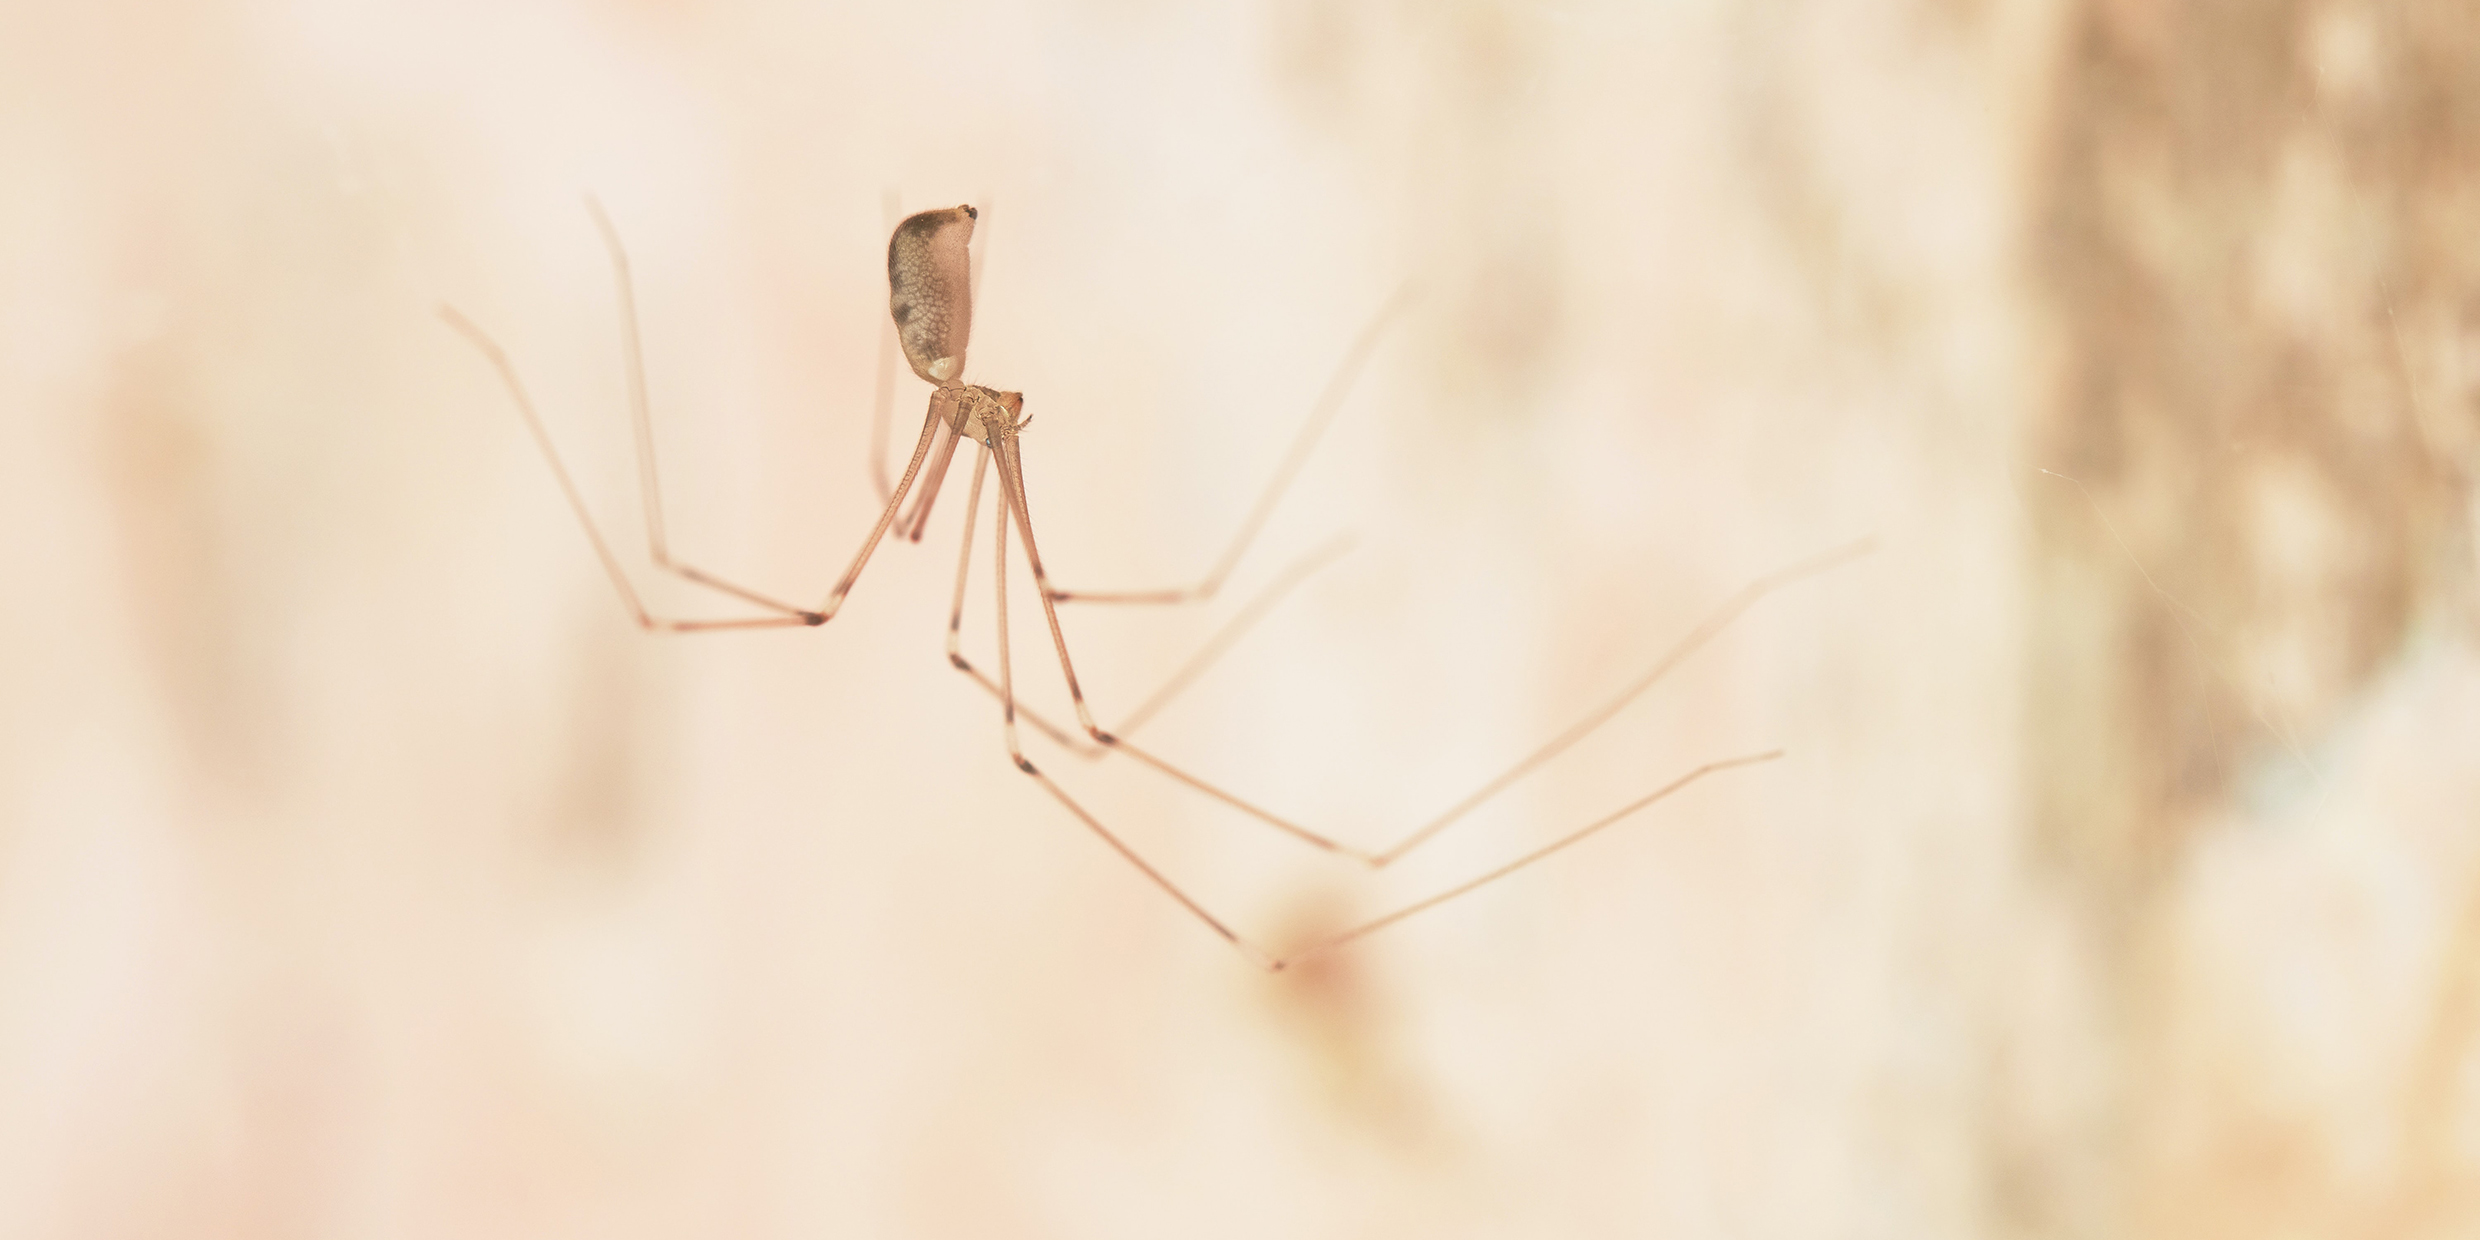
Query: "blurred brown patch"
2025 1 2480 1234
2029 0 2477 885
1261 888 1441 1153
102 323 268 801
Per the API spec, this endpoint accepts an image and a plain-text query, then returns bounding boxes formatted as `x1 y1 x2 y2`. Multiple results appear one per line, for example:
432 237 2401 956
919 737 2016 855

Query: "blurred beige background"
3 1 2476 1237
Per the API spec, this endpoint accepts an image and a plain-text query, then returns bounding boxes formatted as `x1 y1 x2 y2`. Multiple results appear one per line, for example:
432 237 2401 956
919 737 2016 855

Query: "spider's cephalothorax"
941 384 1029 449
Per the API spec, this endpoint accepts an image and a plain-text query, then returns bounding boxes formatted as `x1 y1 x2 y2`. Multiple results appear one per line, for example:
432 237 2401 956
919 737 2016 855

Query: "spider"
440 199 1865 969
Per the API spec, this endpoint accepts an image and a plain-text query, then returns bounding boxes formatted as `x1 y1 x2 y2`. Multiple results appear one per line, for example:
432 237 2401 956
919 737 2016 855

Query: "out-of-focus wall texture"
2 1 2474 1237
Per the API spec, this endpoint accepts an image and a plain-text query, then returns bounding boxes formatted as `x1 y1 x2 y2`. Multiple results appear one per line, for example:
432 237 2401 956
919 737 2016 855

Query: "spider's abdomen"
888 205 976 385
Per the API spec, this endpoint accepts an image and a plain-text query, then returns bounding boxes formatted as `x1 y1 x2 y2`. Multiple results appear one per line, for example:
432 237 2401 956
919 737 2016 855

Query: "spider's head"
955 386 1028 448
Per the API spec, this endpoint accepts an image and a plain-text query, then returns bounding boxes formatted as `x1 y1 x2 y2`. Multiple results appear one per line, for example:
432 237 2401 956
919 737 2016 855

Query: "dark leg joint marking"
801 611 827 626
949 653 971 670
1014 757 1039 775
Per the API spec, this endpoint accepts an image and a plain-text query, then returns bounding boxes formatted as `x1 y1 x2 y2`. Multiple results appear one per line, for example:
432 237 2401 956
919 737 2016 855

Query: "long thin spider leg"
811 397 953 617
992 436 1371 859
989 465 1280 968
1047 285 1415 605
1123 538 1872 868
1362 536 1875 866
440 298 948 631
943 444 1089 751
992 436 1105 735
1109 532 1354 737
585 197 822 620
994 457 1028 765
1006 461 1869 871
992 426 1808 968
999 470 1784 970
900 414 963 542
948 529 1355 755
440 304 813 633
1265 750 1784 971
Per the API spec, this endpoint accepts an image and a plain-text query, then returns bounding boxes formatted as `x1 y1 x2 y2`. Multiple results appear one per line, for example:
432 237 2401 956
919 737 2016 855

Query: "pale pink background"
2 2 2475 1238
